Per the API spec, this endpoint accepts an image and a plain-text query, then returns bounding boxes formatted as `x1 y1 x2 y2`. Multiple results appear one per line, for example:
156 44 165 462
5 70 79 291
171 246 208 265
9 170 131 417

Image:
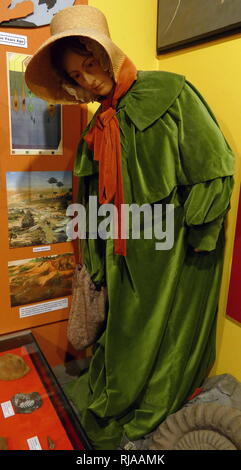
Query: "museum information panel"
0 0 87 338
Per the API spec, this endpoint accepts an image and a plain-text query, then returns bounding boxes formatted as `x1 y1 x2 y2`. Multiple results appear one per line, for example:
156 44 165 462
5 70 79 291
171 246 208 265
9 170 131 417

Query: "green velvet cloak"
65 71 235 450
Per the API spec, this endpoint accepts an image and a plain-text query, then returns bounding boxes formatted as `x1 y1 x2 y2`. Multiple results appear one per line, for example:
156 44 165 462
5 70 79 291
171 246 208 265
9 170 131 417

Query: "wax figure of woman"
25 6 235 450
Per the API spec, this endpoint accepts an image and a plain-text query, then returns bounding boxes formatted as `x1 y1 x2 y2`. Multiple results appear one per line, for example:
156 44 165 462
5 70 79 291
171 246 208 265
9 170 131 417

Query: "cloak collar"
116 70 185 131
74 70 186 178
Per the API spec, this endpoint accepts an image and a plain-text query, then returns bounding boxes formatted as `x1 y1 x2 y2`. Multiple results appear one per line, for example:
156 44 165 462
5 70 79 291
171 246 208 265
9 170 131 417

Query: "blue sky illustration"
7 0 75 26
6 171 72 191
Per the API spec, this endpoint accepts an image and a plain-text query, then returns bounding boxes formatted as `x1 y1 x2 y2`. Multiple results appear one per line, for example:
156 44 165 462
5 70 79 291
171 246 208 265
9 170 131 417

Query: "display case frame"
0 330 92 450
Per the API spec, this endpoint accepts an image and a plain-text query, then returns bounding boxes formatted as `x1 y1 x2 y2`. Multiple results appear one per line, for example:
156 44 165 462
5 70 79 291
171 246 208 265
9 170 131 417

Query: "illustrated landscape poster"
7 52 62 155
8 253 75 307
6 171 72 247
0 0 76 28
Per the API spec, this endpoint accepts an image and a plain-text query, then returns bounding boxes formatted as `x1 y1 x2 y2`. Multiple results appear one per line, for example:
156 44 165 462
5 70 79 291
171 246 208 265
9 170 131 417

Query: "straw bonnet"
25 5 126 104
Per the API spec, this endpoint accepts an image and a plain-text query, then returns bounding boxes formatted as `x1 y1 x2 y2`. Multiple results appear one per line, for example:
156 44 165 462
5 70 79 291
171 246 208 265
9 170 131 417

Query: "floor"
52 357 91 387
52 358 152 450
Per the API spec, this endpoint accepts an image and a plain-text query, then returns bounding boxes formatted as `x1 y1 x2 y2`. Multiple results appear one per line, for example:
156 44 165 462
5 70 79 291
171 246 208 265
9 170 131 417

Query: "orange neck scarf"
84 57 137 256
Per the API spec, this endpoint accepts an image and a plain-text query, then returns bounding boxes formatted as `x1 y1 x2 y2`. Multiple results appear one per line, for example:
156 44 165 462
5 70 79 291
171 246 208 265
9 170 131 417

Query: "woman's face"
62 49 115 97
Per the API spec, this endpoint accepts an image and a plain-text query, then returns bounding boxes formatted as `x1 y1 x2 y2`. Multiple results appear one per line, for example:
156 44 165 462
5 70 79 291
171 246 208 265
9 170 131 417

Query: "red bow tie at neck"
84 106 126 256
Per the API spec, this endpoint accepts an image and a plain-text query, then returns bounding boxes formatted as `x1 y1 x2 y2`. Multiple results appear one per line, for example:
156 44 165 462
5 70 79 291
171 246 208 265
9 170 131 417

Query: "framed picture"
7 52 63 155
6 171 72 247
8 252 75 307
157 0 241 54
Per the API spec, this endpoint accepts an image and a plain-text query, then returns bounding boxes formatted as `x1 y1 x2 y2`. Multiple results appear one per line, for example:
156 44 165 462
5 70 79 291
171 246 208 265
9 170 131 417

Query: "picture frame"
157 0 241 54
6 171 73 248
7 52 63 156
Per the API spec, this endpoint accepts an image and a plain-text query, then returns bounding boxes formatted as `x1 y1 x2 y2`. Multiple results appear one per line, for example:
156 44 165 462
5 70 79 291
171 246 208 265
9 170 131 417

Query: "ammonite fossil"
149 403 241 450
11 392 42 414
0 354 30 380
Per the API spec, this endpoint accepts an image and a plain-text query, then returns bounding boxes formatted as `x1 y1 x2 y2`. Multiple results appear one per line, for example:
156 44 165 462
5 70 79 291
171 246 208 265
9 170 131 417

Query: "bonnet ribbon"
84 57 137 256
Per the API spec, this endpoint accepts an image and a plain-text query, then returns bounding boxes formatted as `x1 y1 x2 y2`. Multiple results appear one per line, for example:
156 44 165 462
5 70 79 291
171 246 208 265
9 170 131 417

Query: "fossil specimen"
149 403 241 450
0 437 8 450
0 354 30 380
12 392 42 414
47 436 55 449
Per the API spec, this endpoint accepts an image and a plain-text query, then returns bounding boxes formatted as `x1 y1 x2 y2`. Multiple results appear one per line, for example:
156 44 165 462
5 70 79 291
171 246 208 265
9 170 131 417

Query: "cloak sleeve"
182 177 234 251
168 80 235 251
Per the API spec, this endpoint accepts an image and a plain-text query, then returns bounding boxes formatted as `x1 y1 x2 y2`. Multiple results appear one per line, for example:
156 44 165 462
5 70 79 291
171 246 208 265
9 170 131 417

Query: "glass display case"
0 331 92 450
